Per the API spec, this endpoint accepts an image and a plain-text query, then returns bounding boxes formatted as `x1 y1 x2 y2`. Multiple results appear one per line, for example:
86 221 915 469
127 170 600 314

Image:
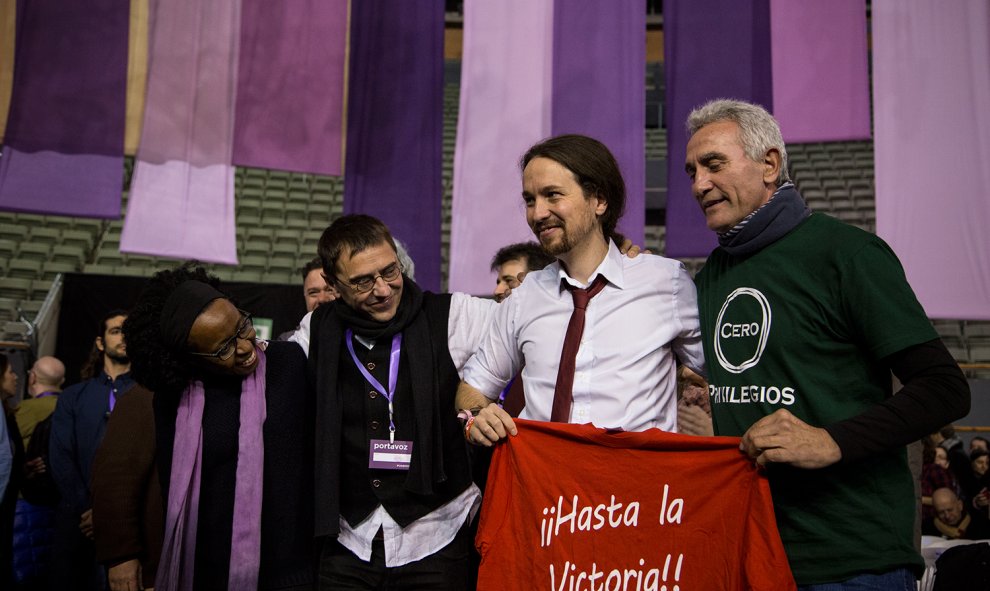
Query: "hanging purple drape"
0 0 128 218
232 0 347 175
551 0 645 247
120 0 241 264
664 0 773 258
449 0 643 295
770 0 871 143
873 0 990 319
342 0 444 291
447 0 553 294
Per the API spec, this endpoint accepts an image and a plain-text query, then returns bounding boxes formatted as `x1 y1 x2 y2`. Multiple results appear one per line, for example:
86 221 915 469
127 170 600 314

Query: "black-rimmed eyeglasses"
338 262 403 294
188 310 254 361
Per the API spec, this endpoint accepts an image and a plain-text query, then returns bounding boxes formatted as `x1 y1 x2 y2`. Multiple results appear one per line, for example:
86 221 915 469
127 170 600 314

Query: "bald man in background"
16 356 66 449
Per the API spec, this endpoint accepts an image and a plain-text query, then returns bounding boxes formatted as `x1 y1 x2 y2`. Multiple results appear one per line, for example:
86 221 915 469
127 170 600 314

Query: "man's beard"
534 222 573 257
105 349 129 365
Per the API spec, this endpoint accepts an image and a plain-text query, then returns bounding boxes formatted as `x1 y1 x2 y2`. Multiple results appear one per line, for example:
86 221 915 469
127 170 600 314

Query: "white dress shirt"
461 240 705 433
291 292 496 566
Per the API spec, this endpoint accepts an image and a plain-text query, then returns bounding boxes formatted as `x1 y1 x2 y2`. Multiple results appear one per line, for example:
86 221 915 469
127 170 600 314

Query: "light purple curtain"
447 0 553 294
121 0 241 265
0 0 128 218
342 0 444 291
769 0 871 143
551 0 645 247
664 0 773 258
448 0 643 295
232 0 347 175
873 0 990 319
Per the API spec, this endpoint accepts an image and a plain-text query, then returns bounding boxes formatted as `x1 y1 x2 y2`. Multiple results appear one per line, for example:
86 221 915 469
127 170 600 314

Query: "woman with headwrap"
123 263 314 591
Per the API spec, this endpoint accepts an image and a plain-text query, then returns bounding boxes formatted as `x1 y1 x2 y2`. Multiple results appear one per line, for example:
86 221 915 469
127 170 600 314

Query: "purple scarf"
156 348 268 591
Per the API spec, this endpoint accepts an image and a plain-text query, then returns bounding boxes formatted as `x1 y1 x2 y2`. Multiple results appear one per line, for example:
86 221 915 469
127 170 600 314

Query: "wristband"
464 416 477 441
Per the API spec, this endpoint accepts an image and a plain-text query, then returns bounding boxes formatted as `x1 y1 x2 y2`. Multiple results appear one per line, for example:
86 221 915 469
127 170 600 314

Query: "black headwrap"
160 280 226 351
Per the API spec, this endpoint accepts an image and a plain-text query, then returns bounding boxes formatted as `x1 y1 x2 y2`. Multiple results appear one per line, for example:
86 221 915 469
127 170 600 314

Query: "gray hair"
394 239 415 280
686 99 790 186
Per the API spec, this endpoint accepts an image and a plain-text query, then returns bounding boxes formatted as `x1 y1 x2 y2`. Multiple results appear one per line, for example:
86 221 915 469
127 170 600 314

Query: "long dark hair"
80 308 129 380
521 134 626 242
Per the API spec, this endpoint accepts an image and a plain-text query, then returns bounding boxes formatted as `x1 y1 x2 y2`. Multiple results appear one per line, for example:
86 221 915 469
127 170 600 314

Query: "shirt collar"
555 239 625 291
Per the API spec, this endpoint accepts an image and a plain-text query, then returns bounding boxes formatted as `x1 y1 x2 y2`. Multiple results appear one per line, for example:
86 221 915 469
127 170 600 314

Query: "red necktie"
551 275 608 422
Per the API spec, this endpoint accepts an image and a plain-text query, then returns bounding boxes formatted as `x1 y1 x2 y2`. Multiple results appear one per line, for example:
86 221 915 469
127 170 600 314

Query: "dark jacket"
155 341 315 591
91 385 162 589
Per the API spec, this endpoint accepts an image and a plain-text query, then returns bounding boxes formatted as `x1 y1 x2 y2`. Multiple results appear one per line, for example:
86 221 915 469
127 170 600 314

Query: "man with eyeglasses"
298 214 496 590
49 310 134 591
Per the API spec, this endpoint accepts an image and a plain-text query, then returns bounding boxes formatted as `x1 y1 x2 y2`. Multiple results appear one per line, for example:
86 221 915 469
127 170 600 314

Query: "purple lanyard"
497 374 517 407
345 329 402 443
108 385 118 413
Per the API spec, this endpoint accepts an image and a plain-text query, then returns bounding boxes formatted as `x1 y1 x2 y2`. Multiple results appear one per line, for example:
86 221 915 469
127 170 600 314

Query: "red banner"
476 420 795 591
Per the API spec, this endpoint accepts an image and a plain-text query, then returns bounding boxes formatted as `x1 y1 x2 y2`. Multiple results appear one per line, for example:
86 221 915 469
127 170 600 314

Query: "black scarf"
718 182 811 257
312 276 450 533
332 274 423 340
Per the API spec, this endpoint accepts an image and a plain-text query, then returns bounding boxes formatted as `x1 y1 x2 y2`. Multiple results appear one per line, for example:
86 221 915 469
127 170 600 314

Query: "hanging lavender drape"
120 0 241 264
0 0 128 218
664 0 773 259
342 0 444 291
552 0 645 247
873 0 990 319
769 0 871 143
447 0 553 294
232 0 347 175
449 0 642 294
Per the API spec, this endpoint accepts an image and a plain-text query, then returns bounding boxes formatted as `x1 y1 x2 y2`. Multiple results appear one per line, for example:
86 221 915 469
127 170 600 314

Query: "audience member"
124 263 314 590
489 241 554 303
676 366 713 436
14 356 65 449
302 256 339 313
931 487 990 540
921 436 961 534
11 356 64 590
49 310 133 591
307 214 495 590
485 242 555 416
937 425 974 496
684 98 970 588
459 134 704 446
278 257 340 342
965 448 990 516
971 436 989 454
0 353 24 587
90 383 162 591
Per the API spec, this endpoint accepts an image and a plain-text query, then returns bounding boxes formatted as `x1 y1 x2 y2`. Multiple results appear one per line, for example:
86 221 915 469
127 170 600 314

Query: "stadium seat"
0 223 28 241
7 259 42 279
41 261 78 280
0 277 31 301
16 242 50 262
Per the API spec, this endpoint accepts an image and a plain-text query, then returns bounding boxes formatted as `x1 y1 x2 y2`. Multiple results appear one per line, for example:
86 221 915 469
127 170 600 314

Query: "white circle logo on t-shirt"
714 287 772 374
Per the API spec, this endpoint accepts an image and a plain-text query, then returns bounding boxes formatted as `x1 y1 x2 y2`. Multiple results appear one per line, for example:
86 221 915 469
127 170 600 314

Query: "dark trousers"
318 525 471 591
47 504 105 591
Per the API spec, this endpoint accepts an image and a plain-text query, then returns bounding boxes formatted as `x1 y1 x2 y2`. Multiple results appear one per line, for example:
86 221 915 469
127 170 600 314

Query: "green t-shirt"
695 213 936 584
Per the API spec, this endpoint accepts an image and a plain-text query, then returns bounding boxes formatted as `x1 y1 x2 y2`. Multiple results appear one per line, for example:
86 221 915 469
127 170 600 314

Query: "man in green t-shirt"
683 99 970 590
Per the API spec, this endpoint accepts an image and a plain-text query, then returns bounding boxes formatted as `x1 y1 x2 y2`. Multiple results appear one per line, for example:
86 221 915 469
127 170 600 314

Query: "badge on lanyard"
346 330 413 471
369 439 414 470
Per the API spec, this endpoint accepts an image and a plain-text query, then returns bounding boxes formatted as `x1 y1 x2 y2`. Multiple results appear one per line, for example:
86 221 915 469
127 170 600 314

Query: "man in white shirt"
457 134 704 444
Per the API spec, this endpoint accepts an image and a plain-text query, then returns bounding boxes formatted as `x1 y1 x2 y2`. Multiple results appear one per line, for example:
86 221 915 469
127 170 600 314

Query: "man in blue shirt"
50 310 134 591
